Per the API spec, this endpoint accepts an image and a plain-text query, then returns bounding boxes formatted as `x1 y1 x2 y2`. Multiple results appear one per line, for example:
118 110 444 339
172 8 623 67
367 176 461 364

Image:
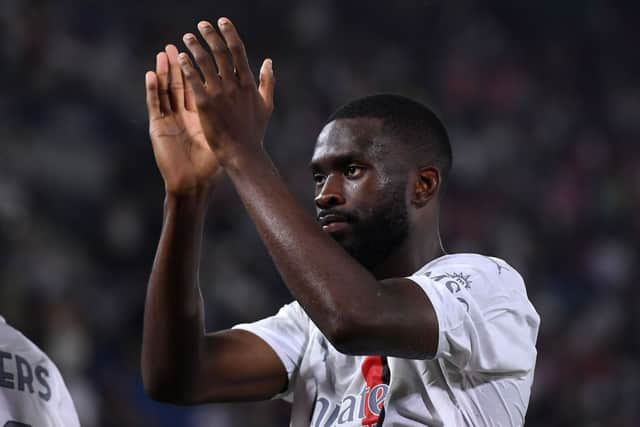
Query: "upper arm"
408 261 540 374
190 301 310 403
330 277 439 359
334 258 540 374
188 328 288 403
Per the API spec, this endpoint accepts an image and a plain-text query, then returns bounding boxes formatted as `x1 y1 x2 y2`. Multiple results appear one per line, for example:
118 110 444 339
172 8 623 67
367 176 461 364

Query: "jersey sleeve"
232 301 310 400
407 256 540 375
51 364 81 427
0 319 81 427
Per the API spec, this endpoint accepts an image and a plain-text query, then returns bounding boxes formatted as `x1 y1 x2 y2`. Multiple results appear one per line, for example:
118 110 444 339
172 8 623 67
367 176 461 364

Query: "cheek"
345 178 384 217
348 176 380 201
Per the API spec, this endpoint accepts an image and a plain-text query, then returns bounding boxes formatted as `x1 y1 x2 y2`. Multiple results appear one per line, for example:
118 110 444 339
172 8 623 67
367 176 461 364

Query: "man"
142 18 540 426
0 315 80 427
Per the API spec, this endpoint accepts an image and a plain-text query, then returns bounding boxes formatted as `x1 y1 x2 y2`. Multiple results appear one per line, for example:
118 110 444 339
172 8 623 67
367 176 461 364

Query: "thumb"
258 58 275 112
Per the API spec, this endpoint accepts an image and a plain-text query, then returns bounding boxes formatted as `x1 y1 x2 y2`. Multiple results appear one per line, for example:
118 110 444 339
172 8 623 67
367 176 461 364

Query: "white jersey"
234 253 540 426
0 315 80 427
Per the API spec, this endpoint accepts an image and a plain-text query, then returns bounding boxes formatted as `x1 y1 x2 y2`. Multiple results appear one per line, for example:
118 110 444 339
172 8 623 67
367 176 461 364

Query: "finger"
183 68 197 111
145 71 163 121
197 20 235 81
156 52 172 113
258 59 275 112
165 44 185 111
178 52 208 109
182 33 221 92
217 17 254 87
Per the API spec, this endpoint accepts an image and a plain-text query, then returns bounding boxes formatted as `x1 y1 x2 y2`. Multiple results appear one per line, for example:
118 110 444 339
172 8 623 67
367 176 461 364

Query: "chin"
331 232 355 248
326 228 351 244
340 241 372 266
327 231 379 268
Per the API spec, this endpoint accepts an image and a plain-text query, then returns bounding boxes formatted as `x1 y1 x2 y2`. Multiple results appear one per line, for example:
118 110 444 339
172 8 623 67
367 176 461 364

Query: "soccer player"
142 18 540 426
0 315 80 427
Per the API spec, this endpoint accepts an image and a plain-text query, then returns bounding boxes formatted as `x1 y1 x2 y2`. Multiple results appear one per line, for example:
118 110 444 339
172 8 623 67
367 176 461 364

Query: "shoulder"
233 300 314 345
275 300 312 326
416 253 516 275
408 253 539 327
413 253 529 297
0 317 48 362
0 316 69 391
408 255 540 373
0 316 80 425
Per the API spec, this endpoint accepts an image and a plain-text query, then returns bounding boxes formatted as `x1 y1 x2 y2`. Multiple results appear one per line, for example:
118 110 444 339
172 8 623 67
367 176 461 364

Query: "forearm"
225 149 380 342
142 188 210 400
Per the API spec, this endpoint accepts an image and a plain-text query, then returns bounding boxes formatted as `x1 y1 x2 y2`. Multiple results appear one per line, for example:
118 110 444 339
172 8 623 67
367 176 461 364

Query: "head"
310 94 452 270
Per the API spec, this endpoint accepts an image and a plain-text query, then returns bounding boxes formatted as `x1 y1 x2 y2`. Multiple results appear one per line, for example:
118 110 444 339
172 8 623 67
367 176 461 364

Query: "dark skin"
142 17 443 404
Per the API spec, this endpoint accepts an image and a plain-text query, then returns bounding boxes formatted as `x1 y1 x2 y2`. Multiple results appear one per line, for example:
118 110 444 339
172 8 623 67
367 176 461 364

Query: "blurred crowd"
1 0 638 426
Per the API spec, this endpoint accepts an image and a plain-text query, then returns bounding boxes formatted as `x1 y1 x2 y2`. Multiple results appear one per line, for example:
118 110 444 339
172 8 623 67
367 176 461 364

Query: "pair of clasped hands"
145 17 275 195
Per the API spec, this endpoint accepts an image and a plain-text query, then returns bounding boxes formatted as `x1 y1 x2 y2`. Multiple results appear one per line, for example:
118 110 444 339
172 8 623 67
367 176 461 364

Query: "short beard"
341 181 409 270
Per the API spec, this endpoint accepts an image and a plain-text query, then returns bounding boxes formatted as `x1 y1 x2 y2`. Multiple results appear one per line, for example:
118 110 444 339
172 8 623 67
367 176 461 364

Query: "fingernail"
198 21 212 32
183 33 196 42
178 53 188 64
218 17 230 27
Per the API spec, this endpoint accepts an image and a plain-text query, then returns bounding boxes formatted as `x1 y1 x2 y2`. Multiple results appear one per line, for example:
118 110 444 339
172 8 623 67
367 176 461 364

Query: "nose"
315 174 345 209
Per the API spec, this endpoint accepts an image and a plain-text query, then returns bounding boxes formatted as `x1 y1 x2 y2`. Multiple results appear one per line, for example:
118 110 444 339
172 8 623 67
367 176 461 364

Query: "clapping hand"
177 18 275 169
145 45 222 196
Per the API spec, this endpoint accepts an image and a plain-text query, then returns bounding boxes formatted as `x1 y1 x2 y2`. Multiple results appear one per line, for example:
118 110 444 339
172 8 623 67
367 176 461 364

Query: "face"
310 118 410 269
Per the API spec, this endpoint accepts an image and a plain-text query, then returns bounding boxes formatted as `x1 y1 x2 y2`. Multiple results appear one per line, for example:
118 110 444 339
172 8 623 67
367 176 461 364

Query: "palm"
146 45 221 195
150 110 220 191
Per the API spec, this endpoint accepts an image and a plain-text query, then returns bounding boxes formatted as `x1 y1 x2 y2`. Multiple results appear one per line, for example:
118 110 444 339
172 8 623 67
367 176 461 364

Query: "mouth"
317 212 351 234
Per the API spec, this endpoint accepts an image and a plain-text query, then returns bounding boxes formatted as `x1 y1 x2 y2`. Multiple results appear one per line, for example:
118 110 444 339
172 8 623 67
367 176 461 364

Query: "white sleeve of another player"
232 301 310 397
51 364 81 427
408 256 540 374
0 319 81 427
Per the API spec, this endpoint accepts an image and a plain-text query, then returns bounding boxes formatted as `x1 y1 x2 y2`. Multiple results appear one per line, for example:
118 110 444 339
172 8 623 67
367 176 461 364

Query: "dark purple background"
1 0 638 425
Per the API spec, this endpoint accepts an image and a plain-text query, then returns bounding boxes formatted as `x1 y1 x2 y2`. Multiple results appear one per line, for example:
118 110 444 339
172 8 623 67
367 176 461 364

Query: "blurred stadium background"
1 0 638 425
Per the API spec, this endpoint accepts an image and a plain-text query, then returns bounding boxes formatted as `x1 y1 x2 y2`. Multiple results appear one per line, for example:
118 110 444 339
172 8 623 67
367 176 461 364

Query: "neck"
371 226 445 280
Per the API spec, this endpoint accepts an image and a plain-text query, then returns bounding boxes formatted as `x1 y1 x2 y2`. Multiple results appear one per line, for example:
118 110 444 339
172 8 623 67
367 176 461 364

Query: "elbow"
142 366 197 405
142 371 178 403
143 380 196 405
144 385 177 404
329 334 359 356
142 381 168 403
323 312 368 356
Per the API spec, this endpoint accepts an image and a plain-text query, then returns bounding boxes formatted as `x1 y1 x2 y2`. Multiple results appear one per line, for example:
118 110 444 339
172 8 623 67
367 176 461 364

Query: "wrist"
164 184 213 216
222 144 271 176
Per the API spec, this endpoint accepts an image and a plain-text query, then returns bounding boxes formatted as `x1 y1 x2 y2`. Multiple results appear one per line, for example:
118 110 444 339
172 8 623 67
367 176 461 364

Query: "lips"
322 221 350 233
318 212 351 233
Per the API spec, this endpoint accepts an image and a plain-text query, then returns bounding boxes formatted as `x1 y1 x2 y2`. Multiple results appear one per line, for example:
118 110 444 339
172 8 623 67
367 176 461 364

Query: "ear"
411 166 440 207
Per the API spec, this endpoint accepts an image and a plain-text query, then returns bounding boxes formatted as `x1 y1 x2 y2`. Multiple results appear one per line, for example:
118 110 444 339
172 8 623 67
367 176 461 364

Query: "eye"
313 173 326 186
344 165 364 179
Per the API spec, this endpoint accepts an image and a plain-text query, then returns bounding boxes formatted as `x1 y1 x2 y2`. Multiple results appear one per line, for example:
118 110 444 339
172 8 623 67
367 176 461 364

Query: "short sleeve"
232 301 310 399
407 256 540 375
52 365 81 427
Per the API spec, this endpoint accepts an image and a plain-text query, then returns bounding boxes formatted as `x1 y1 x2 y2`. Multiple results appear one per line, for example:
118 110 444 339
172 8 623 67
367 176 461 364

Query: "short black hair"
327 93 452 183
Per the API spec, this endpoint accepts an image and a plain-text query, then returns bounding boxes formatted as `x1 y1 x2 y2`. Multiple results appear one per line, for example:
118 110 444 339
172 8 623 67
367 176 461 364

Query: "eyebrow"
309 151 363 172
